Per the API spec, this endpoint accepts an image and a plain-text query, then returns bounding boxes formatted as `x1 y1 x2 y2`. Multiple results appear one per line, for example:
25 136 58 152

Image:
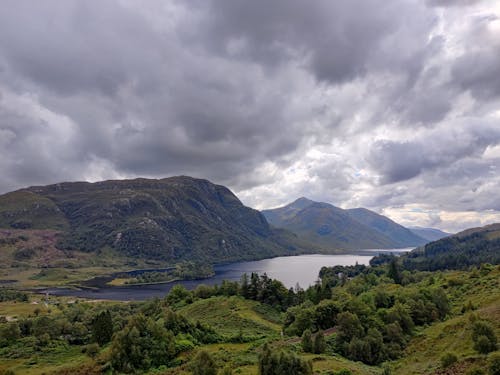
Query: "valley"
0 177 499 375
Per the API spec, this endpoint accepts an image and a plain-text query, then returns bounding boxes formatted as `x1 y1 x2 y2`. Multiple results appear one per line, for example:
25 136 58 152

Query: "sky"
0 0 500 233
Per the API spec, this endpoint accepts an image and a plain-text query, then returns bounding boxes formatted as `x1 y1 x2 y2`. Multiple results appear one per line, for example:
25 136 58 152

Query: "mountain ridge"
408 226 451 241
0 176 312 264
262 197 428 250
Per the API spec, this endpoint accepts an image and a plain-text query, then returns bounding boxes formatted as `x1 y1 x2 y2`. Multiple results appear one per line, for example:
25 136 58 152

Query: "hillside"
401 223 500 271
409 226 451 241
263 198 427 251
0 177 307 265
346 208 427 247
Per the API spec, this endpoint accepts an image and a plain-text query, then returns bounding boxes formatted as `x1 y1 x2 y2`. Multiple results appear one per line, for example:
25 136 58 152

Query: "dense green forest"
371 224 500 272
1 255 499 374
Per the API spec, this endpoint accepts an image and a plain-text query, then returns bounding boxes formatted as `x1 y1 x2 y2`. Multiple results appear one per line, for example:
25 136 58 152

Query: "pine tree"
91 310 113 345
313 330 326 354
301 329 313 353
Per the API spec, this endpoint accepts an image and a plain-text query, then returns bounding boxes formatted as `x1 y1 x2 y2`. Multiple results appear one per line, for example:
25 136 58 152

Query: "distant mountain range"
0 178 454 265
408 226 451 241
262 197 429 251
0 177 311 264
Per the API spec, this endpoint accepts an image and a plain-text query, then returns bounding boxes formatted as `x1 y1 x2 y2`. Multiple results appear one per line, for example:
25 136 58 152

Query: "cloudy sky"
1 0 500 232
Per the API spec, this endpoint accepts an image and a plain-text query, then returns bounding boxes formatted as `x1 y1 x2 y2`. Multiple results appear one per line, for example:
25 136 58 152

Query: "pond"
40 249 411 301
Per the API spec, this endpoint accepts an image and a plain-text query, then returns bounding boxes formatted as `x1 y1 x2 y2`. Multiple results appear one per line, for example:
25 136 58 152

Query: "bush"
466 368 485 375
313 330 326 354
489 352 500 375
259 343 312 375
191 350 217 375
472 321 497 354
440 352 458 368
301 329 313 353
83 343 100 358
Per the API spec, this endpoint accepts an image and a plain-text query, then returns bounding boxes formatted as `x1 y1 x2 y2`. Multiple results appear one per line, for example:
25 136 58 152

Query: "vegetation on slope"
391 223 500 271
263 197 427 251
0 177 308 265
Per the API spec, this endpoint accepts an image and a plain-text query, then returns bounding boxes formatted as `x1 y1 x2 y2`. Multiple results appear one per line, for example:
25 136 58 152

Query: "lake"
41 249 411 301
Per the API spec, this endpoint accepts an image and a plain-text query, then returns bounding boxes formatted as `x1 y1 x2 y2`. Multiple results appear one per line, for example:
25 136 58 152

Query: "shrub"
466 368 485 375
301 329 313 353
472 321 497 354
313 330 326 354
440 352 458 368
259 343 312 375
489 352 500 375
83 343 100 358
191 350 217 375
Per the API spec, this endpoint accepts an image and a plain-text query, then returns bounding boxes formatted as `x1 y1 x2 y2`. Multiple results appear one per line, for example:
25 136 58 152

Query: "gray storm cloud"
0 0 499 231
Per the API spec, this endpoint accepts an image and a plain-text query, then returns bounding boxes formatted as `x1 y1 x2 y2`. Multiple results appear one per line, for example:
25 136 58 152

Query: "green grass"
178 296 281 339
390 267 500 375
0 343 93 375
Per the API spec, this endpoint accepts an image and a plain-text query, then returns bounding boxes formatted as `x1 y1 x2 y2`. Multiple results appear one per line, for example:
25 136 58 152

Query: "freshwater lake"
42 249 411 301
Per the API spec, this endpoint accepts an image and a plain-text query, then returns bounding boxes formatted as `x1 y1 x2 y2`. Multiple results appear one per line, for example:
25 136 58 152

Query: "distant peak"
290 197 316 208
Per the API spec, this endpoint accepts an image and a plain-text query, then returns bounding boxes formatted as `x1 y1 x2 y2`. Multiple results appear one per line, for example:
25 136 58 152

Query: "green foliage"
0 177 303 263
313 329 326 354
387 257 402 284
258 343 312 375
166 285 192 306
191 350 218 375
489 352 500 375
0 322 20 347
301 329 313 353
110 313 176 372
82 342 100 358
467 368 486 375
91 310 113 345
401 225 500 271
174 261 215 280
472 321 497 354
0 288 29 302
440 352 458 368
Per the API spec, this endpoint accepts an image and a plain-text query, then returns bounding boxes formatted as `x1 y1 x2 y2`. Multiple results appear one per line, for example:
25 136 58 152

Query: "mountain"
0 176 308 264
346 208 427 247
408 226 451 241
400 223 500 271
262 198 426 250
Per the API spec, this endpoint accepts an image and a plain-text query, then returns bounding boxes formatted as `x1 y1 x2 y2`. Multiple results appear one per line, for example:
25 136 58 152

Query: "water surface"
41 249 410 301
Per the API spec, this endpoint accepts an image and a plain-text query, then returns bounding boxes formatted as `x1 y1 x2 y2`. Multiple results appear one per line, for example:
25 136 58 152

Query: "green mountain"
401 223 500 271
408 226 451 241
0 176 307 263
262 197 426 251
346 208 427 247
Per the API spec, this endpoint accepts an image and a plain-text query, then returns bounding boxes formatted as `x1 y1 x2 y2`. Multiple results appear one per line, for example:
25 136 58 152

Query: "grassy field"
391 267 500 375
178 296 282 339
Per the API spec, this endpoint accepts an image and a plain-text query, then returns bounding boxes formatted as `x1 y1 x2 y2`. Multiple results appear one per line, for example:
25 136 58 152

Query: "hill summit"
262 197 428 251
0 176 304 263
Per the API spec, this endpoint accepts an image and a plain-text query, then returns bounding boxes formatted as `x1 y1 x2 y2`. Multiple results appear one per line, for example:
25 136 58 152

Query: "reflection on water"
41 249 411 301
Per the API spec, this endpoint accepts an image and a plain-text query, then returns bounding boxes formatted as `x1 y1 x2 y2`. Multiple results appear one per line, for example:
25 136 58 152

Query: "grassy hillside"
391 266 500 374
0 177 309 267
347 207 427 247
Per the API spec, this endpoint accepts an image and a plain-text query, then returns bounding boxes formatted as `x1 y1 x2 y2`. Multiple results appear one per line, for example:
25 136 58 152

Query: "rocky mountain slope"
0 176 306 263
